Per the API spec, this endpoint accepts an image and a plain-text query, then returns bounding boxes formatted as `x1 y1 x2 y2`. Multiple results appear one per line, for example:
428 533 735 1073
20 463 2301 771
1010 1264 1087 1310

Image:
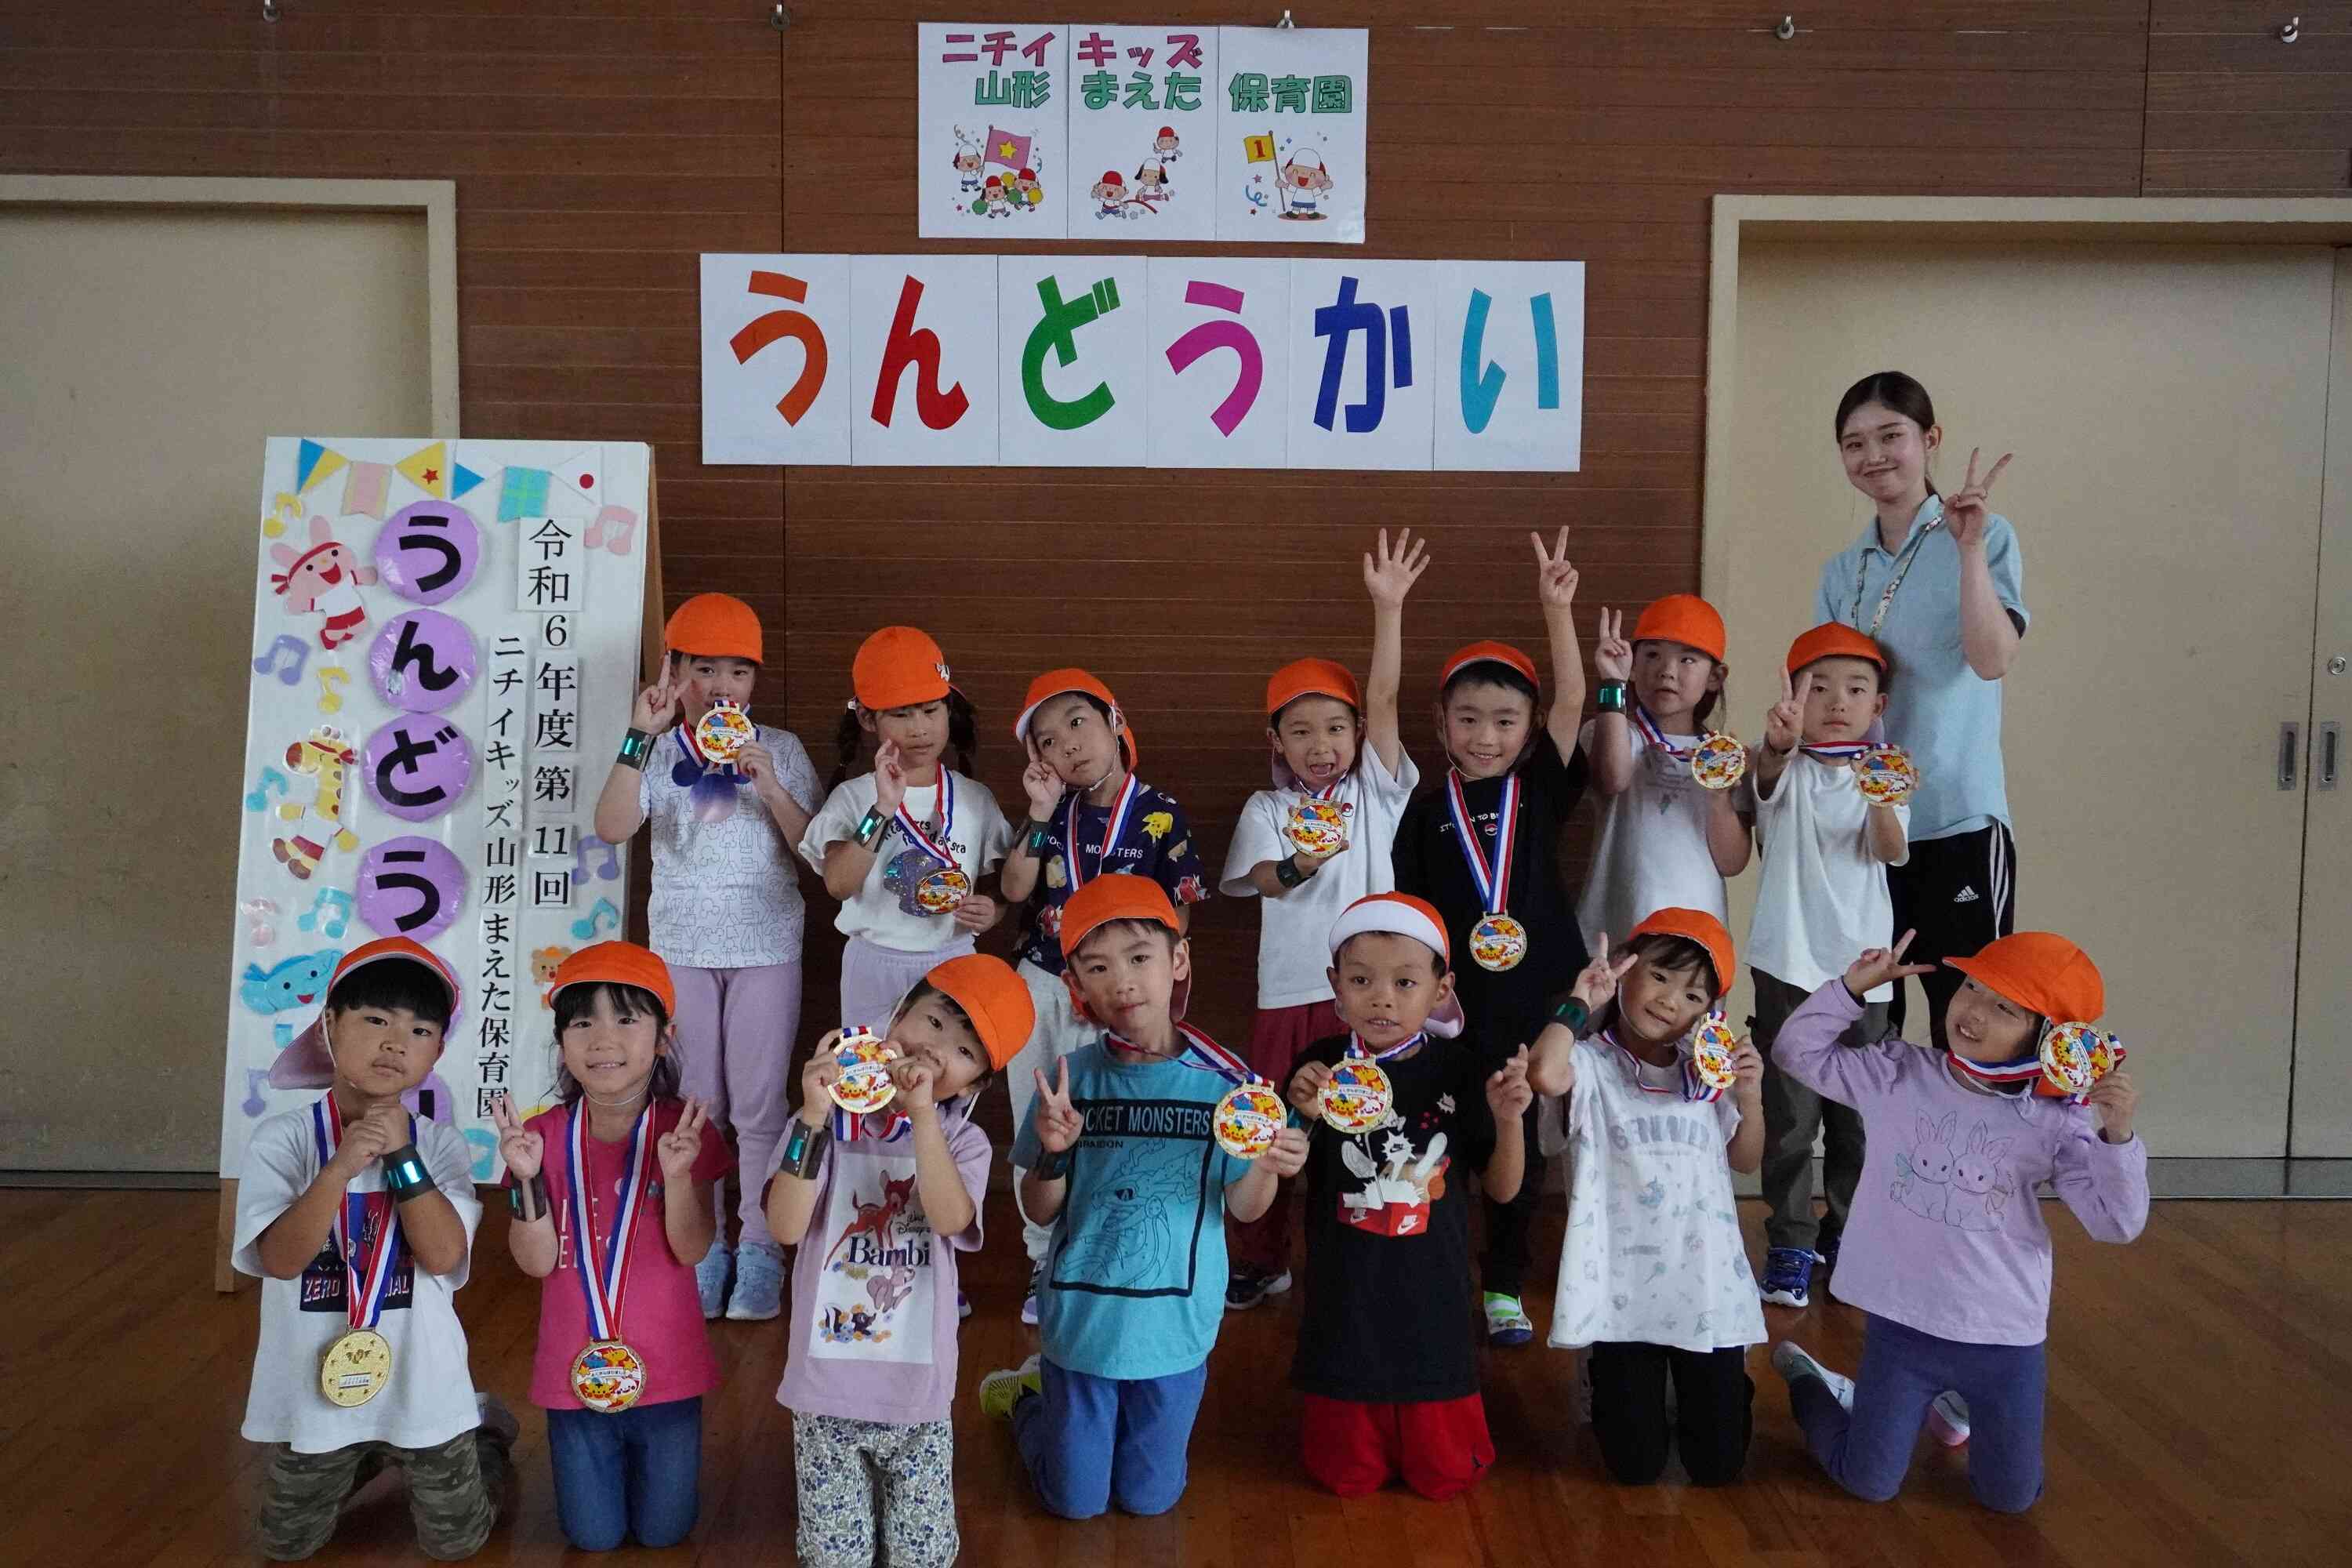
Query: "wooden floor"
9 1189 2347 1566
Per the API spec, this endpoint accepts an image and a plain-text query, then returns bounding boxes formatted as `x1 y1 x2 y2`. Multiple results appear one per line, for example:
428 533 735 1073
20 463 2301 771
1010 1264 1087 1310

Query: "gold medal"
1690 731 1749 791
1286 798 1351 858
1213 1083 1287 1159
1320 1060 1395 1134
1468 913 1528 972
913 866 971 914
319 1327 394 1408
826 1028 900 1113
570 1339 647 1414
1689 1015 1740 1091
1853 743 1918 807
2038 1022 2123 1101
693 700 756 764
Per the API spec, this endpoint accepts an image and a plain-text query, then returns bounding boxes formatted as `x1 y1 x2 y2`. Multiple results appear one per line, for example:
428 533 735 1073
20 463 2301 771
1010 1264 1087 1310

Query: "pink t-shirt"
522 1101 731 1410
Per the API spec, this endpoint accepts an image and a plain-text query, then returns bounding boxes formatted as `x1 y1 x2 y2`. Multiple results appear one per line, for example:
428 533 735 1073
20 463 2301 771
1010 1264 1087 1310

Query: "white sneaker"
1771 1341 1855 1412
1928 1390 1971 1446
1020 1262 1044 1327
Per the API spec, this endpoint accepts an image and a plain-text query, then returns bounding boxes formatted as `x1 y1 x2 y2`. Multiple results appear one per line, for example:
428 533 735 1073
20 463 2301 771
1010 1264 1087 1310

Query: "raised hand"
1530 526 1580 612
630 668 681 733
1486 1044 1534 1119
1592 607 1632 684
657 1098 710 1185
1844 928 1939 998
1031 1058 1084 1155
1021 746 1063 818
1569 936 1640 1014
492 1093 543 1181
1764 667 1804 756
798 1030 846 1127
1363 526 1431 609
1261 1125 1311 1178
1944 447 2013 552
1287 1058 1335 1121
873 739 908 815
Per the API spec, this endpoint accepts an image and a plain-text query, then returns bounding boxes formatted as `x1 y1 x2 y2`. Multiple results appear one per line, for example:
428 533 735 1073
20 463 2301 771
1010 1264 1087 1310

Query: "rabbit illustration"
1945 1121 2015 1232
1892 1110 1958 1222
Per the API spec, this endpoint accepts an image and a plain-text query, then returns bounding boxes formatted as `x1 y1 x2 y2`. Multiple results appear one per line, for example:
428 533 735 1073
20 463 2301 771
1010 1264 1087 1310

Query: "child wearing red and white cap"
1769 929 2147 1514
1218 528 1426 1312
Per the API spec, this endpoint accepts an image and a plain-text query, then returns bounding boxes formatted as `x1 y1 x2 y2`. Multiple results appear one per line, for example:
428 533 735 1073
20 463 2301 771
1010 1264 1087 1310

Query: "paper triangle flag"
499 466 552 522
341 461 393 519
547 448 602 509
395 441 449 499
295 439 348 494
450 463 485 499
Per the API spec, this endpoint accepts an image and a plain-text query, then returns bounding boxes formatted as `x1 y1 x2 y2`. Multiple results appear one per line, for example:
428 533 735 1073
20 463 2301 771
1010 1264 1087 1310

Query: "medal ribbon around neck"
1801 740 1871 764
312 1097 410 1334
671 725 750 792
1602 1031 1722 1105
891 768 958 871
1347 1030 1427 1065
1852 506 1944 639
1443 769 1519 919
1063 773 1142 892
1109 1021 1265 1089
568 1098 655 1344
1946 1047 2045 1092
1630 706 1701 762
833 1103 913 1143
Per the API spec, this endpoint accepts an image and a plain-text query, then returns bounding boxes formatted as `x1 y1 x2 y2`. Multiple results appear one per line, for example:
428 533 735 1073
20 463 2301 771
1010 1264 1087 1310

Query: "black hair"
1794 653 1889 697
1439 659 1539 710
1069 916 1179 960
327 957 454 1031
892 982 995 1088
1590 933 1719 1036
550 982 682 1106
1835 371 1940 499
1029 689 1135 769
830 688 980 789
1269 692 1363 731
1332 930 1448 977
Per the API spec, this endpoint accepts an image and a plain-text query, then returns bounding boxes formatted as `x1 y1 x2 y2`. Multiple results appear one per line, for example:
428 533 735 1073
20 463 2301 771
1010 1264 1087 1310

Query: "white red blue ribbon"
568 1098 654 1342
312 1097 410 1332
1605 1032 1721 1104
893 769 957 871
833 1105 913 1143
1443 769 1518 918
1630 706 1700 762
1347 1031 1428 1064
1063 772 1141 891
1800 741 1871 763
1109 1021 1265 1089
1946 1049 2044 1091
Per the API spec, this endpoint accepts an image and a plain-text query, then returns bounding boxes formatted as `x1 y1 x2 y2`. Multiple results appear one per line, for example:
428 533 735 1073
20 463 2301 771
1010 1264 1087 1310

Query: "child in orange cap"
234 938 514 1562
998 667 1209 1323
590 592 822 1323
1218 528 1428 1312
1527 909 1767 1488
492 942 729 1552
1392 526 1591 1347
981 875 1307 1521
1578 592 1751 951
764 952 1033 1567
1283 893 1530 1500
1749 623 1912 1310
801 626 1012 1030
1769 929 2146 1513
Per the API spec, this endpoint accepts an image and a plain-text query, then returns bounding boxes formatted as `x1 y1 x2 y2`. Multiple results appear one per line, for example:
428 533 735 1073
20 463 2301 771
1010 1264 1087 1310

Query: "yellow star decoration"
1142 811 1174 842
998 140 1018 159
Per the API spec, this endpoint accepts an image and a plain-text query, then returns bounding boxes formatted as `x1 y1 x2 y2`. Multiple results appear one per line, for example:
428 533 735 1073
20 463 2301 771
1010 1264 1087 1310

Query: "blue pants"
1789 1313 2045 1513
1011 1359 1208 1520
546 1396 702 1552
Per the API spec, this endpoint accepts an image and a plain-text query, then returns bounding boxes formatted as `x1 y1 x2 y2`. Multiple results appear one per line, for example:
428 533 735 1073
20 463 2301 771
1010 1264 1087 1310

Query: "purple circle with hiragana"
361 717 474 822
355 835 468 942
374 501 483 605
368 609 477 713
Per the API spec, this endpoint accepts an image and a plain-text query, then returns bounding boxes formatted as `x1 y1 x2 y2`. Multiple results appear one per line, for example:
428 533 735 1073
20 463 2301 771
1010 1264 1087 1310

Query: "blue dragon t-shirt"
1012 781 1210 975
1011 1039 1250 1380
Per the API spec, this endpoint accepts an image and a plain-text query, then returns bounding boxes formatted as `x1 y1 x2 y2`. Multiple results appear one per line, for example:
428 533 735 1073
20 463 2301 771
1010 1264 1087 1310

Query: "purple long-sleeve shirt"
1773 980 2149 1346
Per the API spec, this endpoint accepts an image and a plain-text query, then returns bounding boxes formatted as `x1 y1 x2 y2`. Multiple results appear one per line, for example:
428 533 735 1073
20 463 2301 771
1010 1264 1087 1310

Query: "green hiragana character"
1163 71 1201 111
1022 275 1123 432
1121 71 1158 111
1080 69 1116 110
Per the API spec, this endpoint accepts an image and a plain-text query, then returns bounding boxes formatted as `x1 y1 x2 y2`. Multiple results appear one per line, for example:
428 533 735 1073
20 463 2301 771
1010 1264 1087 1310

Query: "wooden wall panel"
2147 5 2352 194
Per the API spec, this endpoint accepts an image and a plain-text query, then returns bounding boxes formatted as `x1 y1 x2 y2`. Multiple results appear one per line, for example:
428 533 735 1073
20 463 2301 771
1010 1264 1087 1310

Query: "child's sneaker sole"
978 1356 1042 1420
1759 1283 1811 1308
1483 1295 1535 1347
1770 1341 1855 1412
1928 1391 1971 1446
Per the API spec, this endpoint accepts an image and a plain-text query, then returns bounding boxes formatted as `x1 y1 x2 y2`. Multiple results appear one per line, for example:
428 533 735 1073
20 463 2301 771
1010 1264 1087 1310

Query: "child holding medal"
1283 894 1531 1499
235 938 513 1562
982 875 1308 1521
591 592 824 1323
1769 930 2146 1513
1526 909 1768 1488
998 669 1210 1323
802 626 1013 1029
495 942 730 1553
1391 527 1591 1347
1577 593 1753 949
763 953 1033 1568
1217 528 1428 1312
1748 624 1913 1309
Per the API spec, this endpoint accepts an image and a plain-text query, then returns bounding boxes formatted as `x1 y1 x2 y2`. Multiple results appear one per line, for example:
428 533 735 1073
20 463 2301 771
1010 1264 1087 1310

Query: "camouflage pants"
256 1425 510 1561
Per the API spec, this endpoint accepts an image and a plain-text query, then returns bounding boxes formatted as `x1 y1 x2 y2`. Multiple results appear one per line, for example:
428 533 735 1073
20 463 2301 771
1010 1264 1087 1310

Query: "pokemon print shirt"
1011 1040 1250 1381
1772 979 2149 1347
775 1104 991 1427
1012 782 1209 977
1291 1033 1497 1405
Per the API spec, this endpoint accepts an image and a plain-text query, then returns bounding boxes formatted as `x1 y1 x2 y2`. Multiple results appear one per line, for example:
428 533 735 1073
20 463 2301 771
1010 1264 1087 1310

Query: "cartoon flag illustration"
394 440 448 499
985 126 1031 171
1243 132 1276 164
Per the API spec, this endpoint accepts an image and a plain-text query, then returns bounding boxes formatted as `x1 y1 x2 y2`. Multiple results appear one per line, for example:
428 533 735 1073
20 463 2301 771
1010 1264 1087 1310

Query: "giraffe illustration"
272 725 361 880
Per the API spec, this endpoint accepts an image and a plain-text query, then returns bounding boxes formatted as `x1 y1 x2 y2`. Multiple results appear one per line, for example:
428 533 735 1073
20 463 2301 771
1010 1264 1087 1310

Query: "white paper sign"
996 255 1149 466
848 256 1001 466
1145 257 1290 469
1214 27 1368 244
1064 24 1218 241
699 253 851 465
1431 261 1585 474
1287 261 1432 470
919 23 1069 238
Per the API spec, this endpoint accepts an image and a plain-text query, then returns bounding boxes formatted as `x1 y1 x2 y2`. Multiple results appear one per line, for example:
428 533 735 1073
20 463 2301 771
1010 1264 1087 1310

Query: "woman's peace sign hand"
1944 447 2013 552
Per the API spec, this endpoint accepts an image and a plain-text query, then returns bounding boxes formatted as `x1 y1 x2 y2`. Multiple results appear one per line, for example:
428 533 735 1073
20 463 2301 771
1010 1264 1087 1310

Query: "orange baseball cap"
1946 933 2105 1024
852 626 953 712
1632 593 1726 662
1266 657 1362 719
663 593 764 665
1629 907 1737 1000
1014 667 1138 765
1439 640 1540 690
1057 873 1189 1023
920 953 1036 1071
550 941 678 1018
270 937 463 1090
1786 622 1886 677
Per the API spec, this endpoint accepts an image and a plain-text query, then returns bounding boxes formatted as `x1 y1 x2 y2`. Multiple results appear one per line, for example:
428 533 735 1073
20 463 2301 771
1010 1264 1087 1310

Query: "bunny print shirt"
1546 1038 1768 1355
1773 979 2149 1346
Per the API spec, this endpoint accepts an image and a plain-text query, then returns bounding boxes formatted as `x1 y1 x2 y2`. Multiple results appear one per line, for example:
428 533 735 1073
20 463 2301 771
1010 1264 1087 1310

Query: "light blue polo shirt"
1814 495 2027 841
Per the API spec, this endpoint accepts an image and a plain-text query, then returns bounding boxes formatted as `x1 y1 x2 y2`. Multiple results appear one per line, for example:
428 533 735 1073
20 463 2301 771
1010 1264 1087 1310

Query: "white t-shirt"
798 770 1014 953
1547 1038 1766 1354
1575 717 1732 953
1747 753 1911 997
637 723 822 968
234 1110 484 1454
1218 747 1421 1009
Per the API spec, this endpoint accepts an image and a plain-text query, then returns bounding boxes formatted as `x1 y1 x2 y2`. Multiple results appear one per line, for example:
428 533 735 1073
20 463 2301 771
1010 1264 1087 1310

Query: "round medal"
570 1339 647 1414
1690 731 1750 792
318 1327 394 1408
1689 1014 1740 1091
913 866 971 915
1468 913 1528 972
826 1029 900 1113
1286 800 1352 858
1319 1060 1395 1134
2038 1021 2121 1099
694 700 756 764
1213 1083 1287 1160
1853 743 1919 807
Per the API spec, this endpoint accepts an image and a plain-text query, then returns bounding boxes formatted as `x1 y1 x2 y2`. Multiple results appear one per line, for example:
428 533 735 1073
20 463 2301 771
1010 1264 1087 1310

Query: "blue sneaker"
694 1242 732 1321
1759 1246 1815 1308
725 1241 786 1321
1483 1293 1534 1347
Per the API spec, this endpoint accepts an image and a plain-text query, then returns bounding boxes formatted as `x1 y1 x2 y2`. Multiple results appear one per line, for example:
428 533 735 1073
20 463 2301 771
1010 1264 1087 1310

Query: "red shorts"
1299 1392 1494 1501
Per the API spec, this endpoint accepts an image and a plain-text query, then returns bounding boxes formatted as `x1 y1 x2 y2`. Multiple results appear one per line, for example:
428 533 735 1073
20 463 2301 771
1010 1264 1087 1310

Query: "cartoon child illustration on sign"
1013 166 1043 209
1279 147 1334 220
1134 158 1171 204
270 515 377 649
979 176 1014 218
1091 169 1130 220
953 147 983 194
1153 125 1181 165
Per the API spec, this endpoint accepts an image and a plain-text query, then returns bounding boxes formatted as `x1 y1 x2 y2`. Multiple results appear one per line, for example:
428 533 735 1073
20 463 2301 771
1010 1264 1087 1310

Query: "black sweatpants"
1587 1341 1754 1487
1886 822 2016 1049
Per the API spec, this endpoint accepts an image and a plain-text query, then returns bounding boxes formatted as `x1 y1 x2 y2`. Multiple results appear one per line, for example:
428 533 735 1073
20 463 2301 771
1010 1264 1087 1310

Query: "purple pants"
1789 1312 2045 1514
671 960 802 1253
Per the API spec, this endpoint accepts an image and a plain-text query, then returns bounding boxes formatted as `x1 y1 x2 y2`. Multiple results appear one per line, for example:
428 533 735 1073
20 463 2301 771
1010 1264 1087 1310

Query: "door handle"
2321 721 2341 790
2280 721 2300 789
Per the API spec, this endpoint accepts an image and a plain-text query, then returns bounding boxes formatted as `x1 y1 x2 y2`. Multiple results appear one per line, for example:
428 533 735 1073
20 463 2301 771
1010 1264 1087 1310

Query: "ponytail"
829 704 866 790
947 689 979 778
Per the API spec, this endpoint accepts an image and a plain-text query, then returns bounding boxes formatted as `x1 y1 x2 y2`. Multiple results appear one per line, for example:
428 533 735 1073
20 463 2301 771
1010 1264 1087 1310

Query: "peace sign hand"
1844 929 1940 998
1031 1058 1085 1155
1944 447 2013 552
873 739 908 815
1020 746 1063 818
1530 526 1581 612
491 1092 543 1180
630 670 681 734
1363 526 1431 609
1569 936 1641 1014
657 1098 710 1185
1764 667 1804 756
1592 607 1632 684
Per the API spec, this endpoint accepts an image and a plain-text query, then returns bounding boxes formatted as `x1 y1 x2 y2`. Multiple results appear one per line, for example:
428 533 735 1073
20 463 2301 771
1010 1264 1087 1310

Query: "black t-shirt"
1290 1033 1497 1405
1391 730 1591 1055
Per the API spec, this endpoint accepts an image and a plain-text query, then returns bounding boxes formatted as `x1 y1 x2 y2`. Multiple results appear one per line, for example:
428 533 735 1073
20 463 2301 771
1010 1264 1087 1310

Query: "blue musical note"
572 896 619 942
245 767 290 812
241 1067 269 1117
252 633 309 685
572 833 622 886
296 887 354 940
